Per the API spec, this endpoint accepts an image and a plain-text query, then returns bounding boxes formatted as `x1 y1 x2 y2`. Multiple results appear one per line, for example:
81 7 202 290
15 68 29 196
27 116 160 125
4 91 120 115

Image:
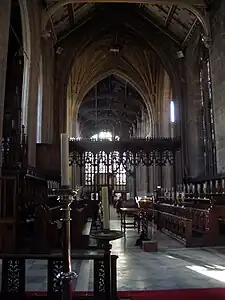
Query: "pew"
35 196 94 252
153 196 225 247
0 173 48 253
0 171 97 253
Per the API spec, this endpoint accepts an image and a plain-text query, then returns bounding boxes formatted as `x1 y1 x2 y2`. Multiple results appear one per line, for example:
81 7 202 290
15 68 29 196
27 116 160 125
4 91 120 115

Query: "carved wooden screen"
84 151 126 192
69 138 180 199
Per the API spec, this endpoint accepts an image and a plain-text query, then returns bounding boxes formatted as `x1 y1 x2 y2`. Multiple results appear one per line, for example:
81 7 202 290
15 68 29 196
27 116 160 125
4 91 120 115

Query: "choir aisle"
14 205 225 299
75 206 225 300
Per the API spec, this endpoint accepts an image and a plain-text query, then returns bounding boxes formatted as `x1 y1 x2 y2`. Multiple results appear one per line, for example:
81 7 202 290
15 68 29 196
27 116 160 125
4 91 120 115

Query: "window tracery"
85 131 126 186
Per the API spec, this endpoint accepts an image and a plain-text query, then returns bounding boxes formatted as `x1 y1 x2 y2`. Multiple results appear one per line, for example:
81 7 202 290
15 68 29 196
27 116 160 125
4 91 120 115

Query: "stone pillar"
41 38 54 143
0 0 11 168
26 0 41 166
210 0 225 173
27 50 40 166
184 31 204 178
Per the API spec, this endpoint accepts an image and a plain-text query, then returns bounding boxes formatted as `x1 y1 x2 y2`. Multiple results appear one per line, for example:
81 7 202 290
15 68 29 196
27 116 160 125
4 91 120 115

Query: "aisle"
20 207 225 292
77 208 225 292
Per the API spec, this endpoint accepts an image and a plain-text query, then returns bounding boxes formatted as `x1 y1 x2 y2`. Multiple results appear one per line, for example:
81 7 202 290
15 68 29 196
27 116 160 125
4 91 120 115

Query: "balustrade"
0 253 118 299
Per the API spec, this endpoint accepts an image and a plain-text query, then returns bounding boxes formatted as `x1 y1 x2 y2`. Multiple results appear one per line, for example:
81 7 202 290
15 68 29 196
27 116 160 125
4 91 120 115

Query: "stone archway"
55 19 181 141
73 69 154 133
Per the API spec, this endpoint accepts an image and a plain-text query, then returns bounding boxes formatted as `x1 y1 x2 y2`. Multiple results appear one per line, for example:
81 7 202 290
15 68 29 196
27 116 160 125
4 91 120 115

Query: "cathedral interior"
2 0 225 299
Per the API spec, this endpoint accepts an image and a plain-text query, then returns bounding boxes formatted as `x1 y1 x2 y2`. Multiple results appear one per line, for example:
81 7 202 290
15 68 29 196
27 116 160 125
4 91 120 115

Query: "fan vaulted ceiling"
42 1 206 48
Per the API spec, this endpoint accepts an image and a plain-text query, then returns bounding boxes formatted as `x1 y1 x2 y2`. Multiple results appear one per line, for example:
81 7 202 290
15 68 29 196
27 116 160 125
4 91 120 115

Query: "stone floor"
4 207 225 292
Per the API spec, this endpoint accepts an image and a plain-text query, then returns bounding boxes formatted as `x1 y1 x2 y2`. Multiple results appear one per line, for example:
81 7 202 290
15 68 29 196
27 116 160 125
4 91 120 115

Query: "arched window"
36 58 43 143
170 100 175 123
91 131 119 141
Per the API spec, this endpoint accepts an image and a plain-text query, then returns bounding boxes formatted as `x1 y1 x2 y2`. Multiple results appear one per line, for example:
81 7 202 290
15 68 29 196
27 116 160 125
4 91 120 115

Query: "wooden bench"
151 203 222 247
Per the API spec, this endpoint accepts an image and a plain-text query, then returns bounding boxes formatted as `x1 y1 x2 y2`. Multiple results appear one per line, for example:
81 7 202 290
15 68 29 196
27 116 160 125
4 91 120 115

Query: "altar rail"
0 253 118 299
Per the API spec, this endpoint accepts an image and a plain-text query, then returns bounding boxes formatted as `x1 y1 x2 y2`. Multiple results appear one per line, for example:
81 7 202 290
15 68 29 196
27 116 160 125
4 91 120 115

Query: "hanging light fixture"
109 46 120 53
109 28 122 53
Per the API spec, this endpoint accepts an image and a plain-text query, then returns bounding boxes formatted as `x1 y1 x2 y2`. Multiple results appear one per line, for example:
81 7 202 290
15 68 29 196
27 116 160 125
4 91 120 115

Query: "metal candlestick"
90 230 123 300
54 187 79 300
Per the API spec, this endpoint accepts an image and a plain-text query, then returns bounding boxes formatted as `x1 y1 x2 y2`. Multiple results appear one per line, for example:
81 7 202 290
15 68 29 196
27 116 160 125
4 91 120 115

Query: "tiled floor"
4 207 225 292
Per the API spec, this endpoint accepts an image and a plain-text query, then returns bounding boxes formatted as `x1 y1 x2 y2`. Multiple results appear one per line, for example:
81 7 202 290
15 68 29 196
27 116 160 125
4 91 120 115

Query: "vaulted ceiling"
44 1 208 137
78 75 146 137
42 1 205 48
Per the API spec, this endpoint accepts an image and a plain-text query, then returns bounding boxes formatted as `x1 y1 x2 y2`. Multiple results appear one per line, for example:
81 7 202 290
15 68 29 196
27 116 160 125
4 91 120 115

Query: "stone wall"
210 0 225 174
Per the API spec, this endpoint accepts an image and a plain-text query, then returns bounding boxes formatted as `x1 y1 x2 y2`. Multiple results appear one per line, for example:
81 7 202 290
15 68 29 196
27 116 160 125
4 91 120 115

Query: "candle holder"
222 179 225 194
215 180 219 194
53 187 79 300
187 184 190 196
90 230 123 300
210 181 213 194
197 184 201 199
203 183 207 199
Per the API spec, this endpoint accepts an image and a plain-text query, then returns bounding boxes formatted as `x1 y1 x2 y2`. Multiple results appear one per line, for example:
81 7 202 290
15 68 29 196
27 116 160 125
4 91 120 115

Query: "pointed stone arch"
73 69 154 137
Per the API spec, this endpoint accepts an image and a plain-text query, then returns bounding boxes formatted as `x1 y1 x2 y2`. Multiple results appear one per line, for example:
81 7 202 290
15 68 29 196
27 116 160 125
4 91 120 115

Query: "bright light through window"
187 264 225 283
170 100 175 123
91 131 120 141
85 131 125 186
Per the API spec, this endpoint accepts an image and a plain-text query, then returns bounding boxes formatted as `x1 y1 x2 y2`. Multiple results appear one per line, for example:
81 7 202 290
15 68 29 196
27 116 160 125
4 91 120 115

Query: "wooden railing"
148 204 213 247
154 203 210 233
159 211 192 246
0 252 118 299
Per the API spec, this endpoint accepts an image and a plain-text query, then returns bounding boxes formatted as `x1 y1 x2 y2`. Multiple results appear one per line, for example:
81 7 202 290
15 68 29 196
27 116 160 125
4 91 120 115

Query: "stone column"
27 50 40 166
0 0 11 168
41 38 54 143
184 31 204 178
26 0 41 167
210 0 225 173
